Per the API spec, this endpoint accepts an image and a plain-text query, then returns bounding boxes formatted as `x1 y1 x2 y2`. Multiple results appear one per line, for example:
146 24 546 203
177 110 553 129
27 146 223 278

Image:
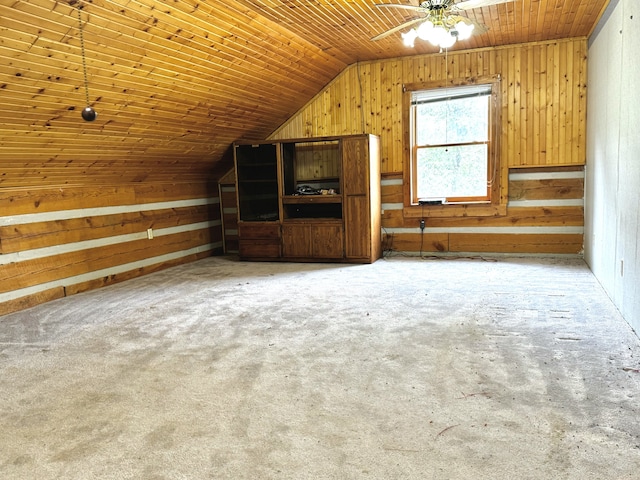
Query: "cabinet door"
344 195 371 259
282 224 312 257
312 224 344 258
282 223 343 258
342 137 369 196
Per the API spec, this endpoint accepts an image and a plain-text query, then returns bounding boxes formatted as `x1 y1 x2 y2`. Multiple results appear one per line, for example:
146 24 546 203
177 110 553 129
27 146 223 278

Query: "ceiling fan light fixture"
403 19 460 49
373 0 512 47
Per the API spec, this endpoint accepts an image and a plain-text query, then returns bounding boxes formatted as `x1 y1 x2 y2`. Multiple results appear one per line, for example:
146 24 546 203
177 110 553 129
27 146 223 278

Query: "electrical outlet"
419 219 425 231
147 228 154 239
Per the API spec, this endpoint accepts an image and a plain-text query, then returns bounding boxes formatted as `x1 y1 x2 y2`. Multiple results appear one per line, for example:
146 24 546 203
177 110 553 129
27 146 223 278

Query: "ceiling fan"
372 0 515 49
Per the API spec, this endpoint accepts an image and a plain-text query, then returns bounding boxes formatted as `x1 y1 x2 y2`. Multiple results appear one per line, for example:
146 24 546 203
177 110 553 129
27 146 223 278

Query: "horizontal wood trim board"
383 233 583 254
0 286 65 317
508 178 584 201
0 175 219 189
508 199 584 207
0 245 221 308
0 205 215 254
382 206 584 228
384 233 449 254
382 190 404 203
448 233 584 254
0 230 221 296
384 227 584 234
0 184 218 216
0 222 222 266
1 197 219 226
381 199 584 212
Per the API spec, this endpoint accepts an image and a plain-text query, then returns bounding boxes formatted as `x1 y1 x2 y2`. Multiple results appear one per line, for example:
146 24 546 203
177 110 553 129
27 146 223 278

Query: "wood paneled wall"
272 38 588 173
270 39 587 256
381 167 584 255
0 182 222 315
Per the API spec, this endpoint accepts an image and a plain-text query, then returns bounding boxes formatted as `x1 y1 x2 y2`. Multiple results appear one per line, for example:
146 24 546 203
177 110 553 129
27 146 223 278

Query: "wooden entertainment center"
234 134 381 263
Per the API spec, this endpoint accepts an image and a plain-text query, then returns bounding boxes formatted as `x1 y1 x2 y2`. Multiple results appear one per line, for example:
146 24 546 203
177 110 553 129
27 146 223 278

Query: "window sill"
404 202 507 218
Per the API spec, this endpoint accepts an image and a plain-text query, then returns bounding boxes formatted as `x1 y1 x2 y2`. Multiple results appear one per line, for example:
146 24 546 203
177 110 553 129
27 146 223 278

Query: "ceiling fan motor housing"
423 0 453 9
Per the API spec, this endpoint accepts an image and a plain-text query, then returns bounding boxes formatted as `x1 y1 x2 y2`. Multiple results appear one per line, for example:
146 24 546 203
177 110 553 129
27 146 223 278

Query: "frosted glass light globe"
416 20 435 40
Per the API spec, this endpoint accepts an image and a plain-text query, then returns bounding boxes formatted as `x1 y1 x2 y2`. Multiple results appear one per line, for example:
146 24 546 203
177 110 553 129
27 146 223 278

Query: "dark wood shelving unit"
233 134 381 263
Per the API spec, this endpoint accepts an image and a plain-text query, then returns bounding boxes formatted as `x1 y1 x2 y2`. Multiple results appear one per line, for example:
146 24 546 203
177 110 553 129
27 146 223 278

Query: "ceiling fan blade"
374 3 424 12
449 14 488 34
469 19 489 34
454 0 514 10
371 17 425 41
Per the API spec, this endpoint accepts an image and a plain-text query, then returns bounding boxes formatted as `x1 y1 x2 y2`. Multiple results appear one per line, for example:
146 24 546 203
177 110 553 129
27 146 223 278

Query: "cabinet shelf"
237 161 276 166
283 218 342 224
282 195 342 204
238 179 277 183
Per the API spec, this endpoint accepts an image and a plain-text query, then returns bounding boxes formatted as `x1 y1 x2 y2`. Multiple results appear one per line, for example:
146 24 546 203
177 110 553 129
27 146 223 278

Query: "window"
406 78 500 207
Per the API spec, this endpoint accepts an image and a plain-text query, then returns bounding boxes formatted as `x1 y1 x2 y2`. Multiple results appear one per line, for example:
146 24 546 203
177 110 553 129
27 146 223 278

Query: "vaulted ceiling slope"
0 0 608 186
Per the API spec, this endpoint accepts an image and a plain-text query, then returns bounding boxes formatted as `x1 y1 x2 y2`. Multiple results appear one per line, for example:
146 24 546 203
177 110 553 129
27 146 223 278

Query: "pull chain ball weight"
82 106 97 121
77 2 97 121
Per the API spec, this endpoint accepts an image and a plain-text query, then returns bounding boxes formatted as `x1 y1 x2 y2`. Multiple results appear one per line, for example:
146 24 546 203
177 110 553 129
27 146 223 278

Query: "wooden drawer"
238 222 281 239
239 239 281 258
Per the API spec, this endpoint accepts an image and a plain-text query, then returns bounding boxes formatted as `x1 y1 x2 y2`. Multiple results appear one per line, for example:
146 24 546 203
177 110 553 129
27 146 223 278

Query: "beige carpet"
1 255 639 479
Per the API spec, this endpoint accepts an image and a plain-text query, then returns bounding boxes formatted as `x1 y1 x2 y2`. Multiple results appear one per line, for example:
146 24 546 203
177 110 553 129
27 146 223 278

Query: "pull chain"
444 47 449 148
76 2 97 121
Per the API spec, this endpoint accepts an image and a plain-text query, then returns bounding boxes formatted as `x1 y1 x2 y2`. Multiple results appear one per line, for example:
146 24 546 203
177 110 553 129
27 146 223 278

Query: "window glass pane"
416 95 489 146
416 144 488 199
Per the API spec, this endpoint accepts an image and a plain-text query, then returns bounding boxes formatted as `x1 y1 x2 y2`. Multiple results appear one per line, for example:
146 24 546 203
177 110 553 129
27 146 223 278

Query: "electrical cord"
419 203 426 258
420 255 498 262
381 226 395 257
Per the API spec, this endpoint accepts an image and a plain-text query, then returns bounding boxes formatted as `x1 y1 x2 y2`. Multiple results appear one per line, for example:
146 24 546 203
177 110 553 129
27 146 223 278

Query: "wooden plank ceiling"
0 0 608 186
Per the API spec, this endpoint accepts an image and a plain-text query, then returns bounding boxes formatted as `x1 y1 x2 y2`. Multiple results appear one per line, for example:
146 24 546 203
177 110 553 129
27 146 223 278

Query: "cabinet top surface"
234 133 378 147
